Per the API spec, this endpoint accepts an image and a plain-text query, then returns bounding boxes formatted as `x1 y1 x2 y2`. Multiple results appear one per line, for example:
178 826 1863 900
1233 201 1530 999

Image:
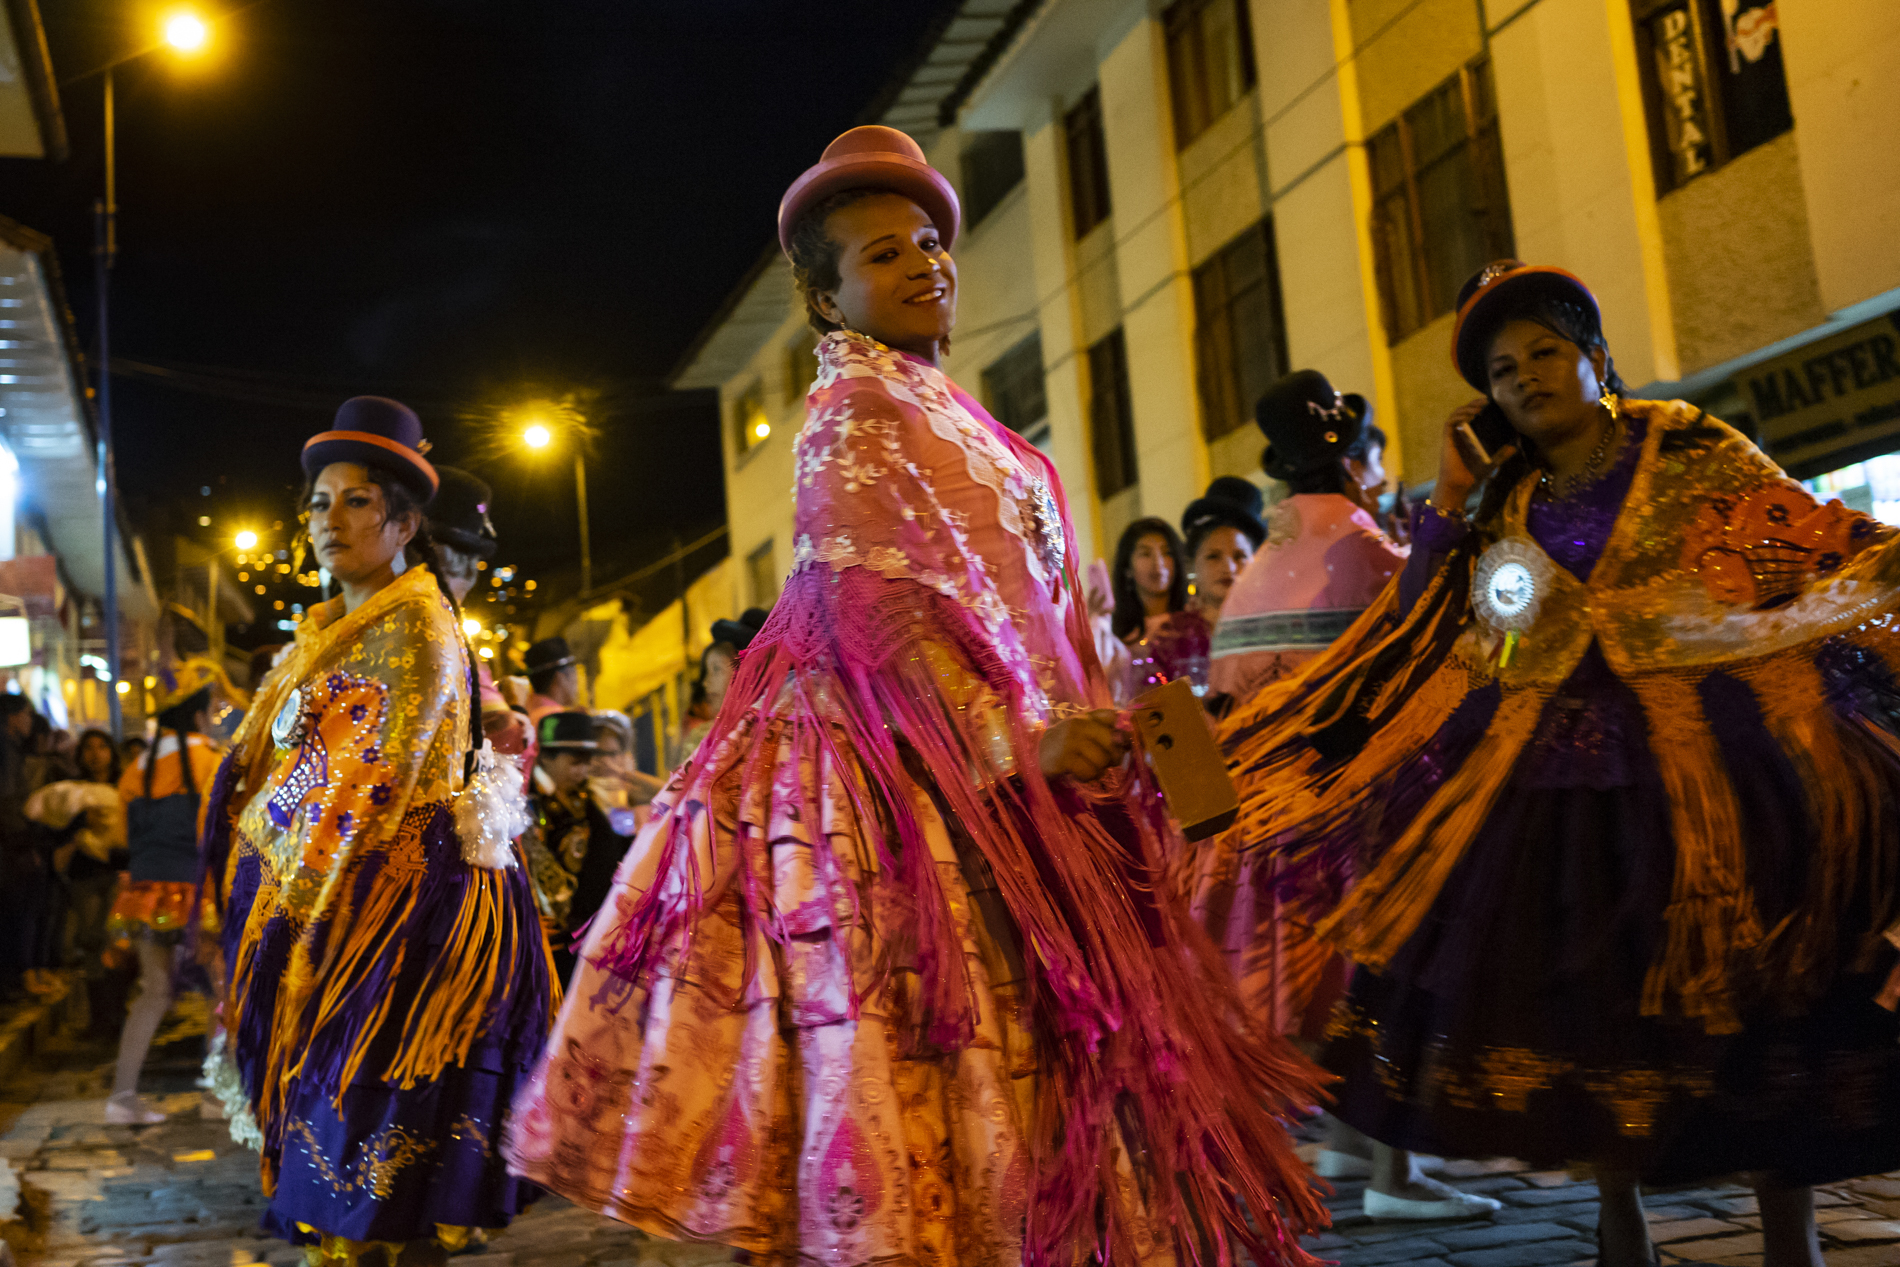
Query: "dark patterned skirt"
1324 773 1900 1185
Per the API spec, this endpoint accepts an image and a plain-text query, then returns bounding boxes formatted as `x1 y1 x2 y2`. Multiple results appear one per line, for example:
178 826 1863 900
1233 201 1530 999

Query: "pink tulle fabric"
504 331 1325 1267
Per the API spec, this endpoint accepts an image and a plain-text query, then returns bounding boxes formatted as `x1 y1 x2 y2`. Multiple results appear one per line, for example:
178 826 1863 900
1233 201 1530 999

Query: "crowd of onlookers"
0 694 154 1015
1090 420 1404 712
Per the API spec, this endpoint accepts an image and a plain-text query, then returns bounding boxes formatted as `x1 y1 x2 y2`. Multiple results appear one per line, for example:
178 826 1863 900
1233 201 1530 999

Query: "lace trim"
815 331 1063 588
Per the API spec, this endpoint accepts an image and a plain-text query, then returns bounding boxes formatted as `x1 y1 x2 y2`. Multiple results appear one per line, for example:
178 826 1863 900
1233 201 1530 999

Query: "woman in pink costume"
504 127 1323 1266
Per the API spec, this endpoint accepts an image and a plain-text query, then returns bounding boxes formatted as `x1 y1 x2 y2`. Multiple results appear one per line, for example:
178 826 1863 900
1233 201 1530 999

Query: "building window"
1368 56 1515 343
961 131 1026 230
1632 0 1793 195
1088 328 1139 497
981 332 1048 440
1164 0 1256 148
1065 87 1112 240
784 330 817 407
747 540 778 607
1193 220 1289 440
732 380 769 454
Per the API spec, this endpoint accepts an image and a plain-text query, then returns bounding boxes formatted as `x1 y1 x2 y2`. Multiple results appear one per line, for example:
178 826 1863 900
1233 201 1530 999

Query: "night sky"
0 0 956 633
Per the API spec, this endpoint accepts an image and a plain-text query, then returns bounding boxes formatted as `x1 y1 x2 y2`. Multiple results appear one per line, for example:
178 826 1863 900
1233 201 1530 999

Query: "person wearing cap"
519 711 634 982
521 636 581 724
504 126 1322 1267
1225 260 1900 1267
101 659 227 1125
211 397 551 1263
1123 478 1266 702
1184 374 1479 1220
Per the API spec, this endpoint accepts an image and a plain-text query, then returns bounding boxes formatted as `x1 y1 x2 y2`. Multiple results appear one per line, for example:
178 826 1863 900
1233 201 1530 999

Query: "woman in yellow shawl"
1225 262 1900 1267
207 398 552 1266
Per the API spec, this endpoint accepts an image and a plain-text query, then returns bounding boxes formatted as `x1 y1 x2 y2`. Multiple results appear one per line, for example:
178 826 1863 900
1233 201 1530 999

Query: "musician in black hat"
522 636 581 724
521 711 634 982
430 467 529 760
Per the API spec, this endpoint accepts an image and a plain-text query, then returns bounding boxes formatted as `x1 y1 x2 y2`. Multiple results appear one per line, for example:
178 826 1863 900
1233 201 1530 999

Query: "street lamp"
92 9 213 739
515 408 593 597
234 529 258 551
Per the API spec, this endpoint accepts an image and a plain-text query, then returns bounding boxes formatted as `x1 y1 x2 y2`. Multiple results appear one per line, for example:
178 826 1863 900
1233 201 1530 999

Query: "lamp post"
91 10 213 739
522 419 592 597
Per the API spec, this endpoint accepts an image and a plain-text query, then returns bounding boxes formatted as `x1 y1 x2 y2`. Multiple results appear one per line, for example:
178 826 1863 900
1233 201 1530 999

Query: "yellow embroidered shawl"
1224 400 1900 1034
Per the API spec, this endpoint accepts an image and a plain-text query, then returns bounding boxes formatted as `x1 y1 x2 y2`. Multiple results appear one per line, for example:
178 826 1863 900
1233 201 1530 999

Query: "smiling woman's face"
815 192 957 361
307 463 416 587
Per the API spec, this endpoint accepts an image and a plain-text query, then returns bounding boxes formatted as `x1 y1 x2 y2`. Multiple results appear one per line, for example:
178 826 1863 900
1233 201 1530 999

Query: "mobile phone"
1456 402 1517 468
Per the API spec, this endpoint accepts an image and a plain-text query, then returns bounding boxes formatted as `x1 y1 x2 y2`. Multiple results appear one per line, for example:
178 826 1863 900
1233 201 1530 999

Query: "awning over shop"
0 217 154 619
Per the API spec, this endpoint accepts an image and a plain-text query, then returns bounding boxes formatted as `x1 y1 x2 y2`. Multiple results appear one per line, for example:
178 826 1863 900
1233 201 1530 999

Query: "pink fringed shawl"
592 331 1324 1265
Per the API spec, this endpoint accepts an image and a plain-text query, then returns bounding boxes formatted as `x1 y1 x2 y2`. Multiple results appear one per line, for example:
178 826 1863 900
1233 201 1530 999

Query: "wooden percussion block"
1129 676 1239 841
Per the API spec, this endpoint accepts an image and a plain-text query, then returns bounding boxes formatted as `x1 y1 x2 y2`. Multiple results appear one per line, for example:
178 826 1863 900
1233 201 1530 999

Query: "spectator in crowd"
0 696 37 1000
521 711 635 982
522 637 582 723
24 728 126 1007
1099 518 1190 703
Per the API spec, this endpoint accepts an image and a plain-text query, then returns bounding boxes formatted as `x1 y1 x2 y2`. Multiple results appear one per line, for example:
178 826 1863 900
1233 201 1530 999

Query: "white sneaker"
104 1091 168 1126
1363 1187 1502 1221
1314 1149 1448 1179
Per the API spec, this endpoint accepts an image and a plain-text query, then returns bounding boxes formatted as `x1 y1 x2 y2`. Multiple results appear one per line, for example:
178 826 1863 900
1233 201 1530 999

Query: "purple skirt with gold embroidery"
1323 645 1900 1183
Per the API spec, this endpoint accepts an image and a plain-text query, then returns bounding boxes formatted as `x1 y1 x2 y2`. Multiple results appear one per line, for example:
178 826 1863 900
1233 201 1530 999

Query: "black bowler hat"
429 466 499 560
1255 369 1370 481
523 636 578 677
537 710 599 752
1181 476 1268 550
1451 260 1602 392
709 607 769 651
301 396 439 501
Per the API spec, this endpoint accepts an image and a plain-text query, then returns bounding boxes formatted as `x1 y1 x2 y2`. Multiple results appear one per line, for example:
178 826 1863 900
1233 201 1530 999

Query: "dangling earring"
1599 387 1619 418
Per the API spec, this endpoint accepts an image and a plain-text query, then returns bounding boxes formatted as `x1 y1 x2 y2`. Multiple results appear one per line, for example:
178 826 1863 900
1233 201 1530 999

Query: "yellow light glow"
198 516 211 527
143 675 156 688
115 680 131 695
462 617 481 638
753 421 771 440
273 600 284 610
254 584 266 595
234 530 258 550
523 424 551 449
478 646 495 659
524 580 536 591
163 11 209 53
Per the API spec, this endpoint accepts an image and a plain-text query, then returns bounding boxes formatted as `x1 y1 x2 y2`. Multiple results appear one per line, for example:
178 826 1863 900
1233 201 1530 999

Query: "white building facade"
676 0 1900 597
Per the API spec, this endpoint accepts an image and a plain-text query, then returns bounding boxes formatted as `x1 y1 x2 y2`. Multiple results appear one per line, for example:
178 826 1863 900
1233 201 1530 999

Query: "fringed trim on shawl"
1631 673 1762 1034
590 565 1327 1267
231 808 555 1160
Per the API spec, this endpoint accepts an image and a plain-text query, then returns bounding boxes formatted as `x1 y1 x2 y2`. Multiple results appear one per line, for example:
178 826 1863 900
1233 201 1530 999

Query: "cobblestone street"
1 992 1898 1266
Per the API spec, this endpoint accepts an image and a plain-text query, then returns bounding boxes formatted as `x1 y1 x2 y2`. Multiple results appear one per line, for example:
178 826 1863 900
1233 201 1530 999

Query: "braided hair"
1471 294 1629 527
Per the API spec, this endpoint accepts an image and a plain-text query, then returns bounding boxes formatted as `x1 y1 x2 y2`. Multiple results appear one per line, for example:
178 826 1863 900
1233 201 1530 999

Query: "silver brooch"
272 688 306 749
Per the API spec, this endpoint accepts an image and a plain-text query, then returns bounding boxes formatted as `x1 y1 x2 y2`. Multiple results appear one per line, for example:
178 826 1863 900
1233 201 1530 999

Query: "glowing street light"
163 11 210 53
234 529 258 550
522 424 551 449
462 617 481 638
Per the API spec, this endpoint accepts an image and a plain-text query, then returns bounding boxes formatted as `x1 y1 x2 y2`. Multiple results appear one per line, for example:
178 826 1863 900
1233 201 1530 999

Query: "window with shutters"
1368 56 1515 342
1193 220 1289 440
1065 88 1113 239
1088 329 1139 497
981 332 1048 442
1163 0 1257 148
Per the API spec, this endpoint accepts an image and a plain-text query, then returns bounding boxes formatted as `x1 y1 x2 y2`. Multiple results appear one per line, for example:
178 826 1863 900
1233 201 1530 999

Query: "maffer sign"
1741 312 1900 479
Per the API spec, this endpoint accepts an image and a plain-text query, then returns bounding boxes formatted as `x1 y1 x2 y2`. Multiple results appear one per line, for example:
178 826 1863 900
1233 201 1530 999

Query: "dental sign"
1649 2 1713 186
1742 313 1900 479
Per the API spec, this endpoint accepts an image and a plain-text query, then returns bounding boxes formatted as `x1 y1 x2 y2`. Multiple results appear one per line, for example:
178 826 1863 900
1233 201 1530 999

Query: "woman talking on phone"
1225 261 1900 1267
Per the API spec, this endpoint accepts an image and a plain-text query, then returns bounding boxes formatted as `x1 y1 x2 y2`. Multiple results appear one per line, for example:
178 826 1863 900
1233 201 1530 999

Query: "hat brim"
709 620 763 649
1181 500 1268 549
524 655 578 676
1452 266 1600 392
435 525 499 560
778 154 961 256
302 431 440 501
